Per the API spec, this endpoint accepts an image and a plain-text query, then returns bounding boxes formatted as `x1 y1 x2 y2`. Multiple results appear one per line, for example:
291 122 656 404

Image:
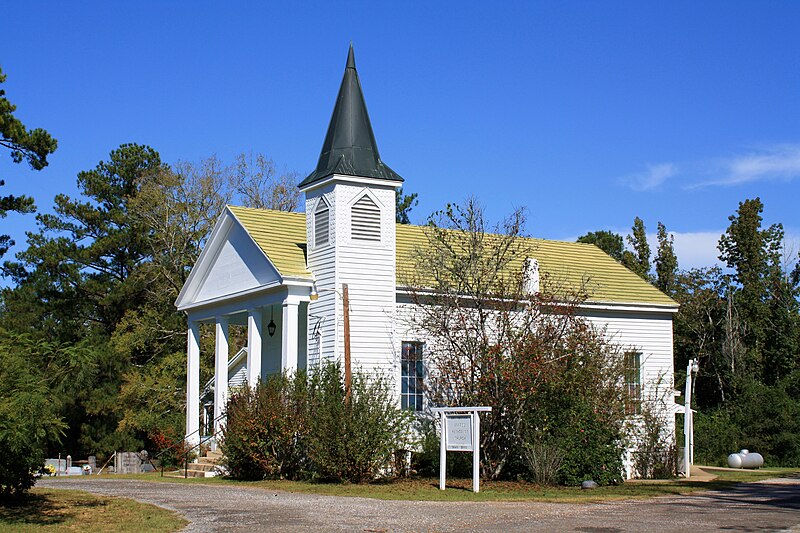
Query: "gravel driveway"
39 475 800 532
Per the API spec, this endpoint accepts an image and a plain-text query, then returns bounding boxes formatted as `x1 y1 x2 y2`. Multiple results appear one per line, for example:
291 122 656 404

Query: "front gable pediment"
176 209 281 310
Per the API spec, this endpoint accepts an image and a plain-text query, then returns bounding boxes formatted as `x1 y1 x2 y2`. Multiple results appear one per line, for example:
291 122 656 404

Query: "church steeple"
299 44 403 189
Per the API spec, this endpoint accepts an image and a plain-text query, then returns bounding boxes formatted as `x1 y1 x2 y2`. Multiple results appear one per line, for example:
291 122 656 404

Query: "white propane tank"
727 449 764 469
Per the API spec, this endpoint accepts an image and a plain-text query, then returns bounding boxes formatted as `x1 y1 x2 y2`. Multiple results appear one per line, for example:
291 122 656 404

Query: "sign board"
445 415 473 451
431 406 491 493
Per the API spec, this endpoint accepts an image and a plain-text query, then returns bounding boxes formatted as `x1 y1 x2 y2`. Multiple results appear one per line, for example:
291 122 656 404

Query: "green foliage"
117 349 187 445
692 409 741 466
0 66 58 259
0 67 58 171
221 363 413 483
0 332 99 497
0 144 303 463
655 222 678 294
520 354 626 486
577 230 624 261
552 401 624 486
694 377 800 468
395 187 418 224
630 401 678 479
672 199 800 468
623 216 651 281
0 352 62 497
221 372 309 480
306 363 414 482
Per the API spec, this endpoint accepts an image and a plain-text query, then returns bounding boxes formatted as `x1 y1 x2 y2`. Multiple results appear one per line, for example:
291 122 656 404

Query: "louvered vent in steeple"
314 199 330 247
351 195 381 242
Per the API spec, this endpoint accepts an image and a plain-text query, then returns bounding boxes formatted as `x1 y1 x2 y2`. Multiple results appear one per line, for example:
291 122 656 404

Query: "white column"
214 316 229 436
246 308 263 388
186 321 201 448
282 299 299 372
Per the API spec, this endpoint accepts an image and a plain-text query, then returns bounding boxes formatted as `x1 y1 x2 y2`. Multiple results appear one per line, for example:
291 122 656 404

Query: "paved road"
39 475 800 532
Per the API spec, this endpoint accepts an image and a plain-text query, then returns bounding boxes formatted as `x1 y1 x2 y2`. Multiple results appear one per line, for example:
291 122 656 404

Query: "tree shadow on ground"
0 490 108 526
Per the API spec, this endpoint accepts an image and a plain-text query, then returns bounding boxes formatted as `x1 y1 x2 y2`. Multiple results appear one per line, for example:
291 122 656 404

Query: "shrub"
521 387 625 486
221 362 413 483
693 379 800 468
221 371 308 480
306 362 414 482
521 440 563 486
630 403 678 479
0 347 65 499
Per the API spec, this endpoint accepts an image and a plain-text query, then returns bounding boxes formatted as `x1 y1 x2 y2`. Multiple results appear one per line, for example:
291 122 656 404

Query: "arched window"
314 199 330 247
351 194 381 242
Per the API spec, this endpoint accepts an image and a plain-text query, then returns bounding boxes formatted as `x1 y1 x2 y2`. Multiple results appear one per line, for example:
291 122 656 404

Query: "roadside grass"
0 488 187 532
85 466 800 503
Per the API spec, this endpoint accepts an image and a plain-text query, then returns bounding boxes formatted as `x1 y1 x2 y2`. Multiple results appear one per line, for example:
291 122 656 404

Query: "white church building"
176 46 680 456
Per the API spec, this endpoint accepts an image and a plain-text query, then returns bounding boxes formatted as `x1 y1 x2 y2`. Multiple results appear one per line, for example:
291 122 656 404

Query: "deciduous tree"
655 222 678 294
623 216 651 281
405 199 630 481
577 230 624 261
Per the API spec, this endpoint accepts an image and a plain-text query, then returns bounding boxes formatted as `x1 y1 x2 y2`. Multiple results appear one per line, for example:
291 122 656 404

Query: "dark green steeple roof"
299 44 403 189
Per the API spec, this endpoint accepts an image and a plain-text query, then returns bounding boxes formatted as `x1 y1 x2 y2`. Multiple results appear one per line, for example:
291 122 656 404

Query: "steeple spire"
299 44 402 189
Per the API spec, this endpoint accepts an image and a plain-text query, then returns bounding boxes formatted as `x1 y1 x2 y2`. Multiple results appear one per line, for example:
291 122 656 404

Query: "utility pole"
342 283 351 401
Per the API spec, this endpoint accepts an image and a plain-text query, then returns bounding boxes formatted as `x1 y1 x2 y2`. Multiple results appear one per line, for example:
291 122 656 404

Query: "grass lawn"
110 466 800 503
0 488 187 533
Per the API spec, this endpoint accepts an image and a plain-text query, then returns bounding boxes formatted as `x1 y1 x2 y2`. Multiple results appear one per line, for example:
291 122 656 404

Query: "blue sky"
2 1 799 270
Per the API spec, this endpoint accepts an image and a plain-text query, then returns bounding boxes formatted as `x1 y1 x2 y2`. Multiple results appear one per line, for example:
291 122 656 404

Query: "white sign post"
431 406 492 493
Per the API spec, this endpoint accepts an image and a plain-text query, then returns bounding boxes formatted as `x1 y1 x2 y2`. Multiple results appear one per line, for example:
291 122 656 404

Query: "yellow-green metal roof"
228 206 312 279
228 206 676 307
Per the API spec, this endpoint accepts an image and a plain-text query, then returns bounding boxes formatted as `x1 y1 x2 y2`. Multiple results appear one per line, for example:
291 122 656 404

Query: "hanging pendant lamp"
267 306 277 337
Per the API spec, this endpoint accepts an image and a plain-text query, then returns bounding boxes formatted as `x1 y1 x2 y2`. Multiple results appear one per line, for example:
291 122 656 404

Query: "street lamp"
684 358 699 478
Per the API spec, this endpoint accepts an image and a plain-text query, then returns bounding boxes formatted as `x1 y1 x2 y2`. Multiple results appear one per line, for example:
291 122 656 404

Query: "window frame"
400 341 424 411
624 351 642 416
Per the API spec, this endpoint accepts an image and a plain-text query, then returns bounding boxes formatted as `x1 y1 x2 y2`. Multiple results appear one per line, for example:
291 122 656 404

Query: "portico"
176 207 313 447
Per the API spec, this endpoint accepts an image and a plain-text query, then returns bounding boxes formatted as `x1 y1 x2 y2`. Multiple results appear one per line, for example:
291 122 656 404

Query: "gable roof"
228 206 311 279
228 206 677 307
299 44 402 189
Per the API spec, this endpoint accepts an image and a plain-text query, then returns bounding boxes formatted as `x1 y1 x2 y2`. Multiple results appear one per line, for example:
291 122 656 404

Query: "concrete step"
191 462 217 472
187 468 217 478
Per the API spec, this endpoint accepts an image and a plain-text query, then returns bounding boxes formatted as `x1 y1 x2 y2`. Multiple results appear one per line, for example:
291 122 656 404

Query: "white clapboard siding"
580 309 676 402
336 185 396 374
303 181 398 375
306 186 339 369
